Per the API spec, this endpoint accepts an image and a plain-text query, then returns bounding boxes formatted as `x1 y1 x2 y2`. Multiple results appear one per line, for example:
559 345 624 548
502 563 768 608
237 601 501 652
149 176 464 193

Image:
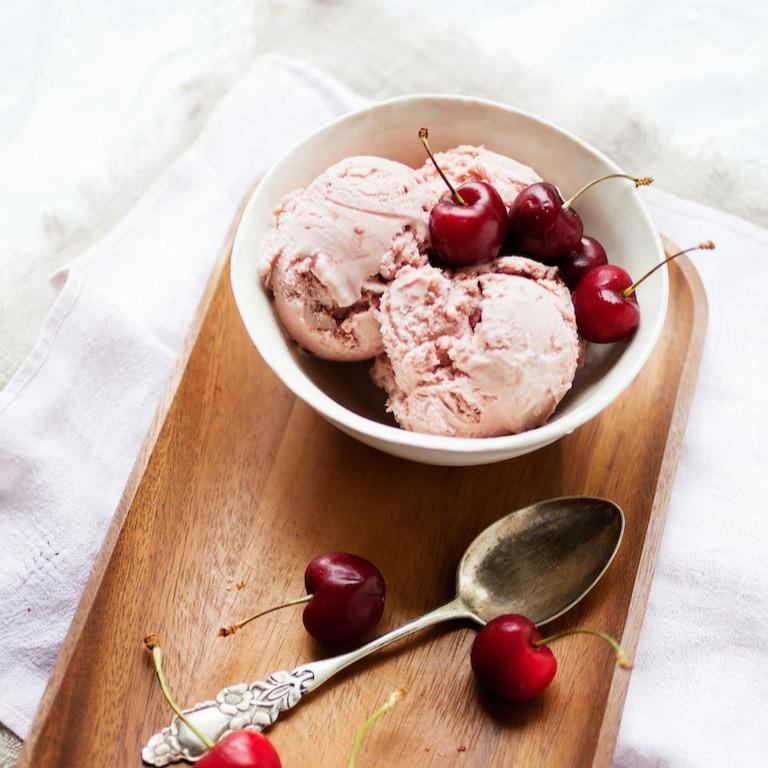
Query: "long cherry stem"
144 634 214 750
562 173 654 210
348 688 406 768
623 241 715 297
218 594 312 637
534 628 632 669
418 128 466 206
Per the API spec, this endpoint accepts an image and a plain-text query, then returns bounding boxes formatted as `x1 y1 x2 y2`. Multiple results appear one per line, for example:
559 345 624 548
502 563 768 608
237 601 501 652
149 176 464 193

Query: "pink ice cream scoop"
416 144 542 208
371 257 579 437
259 156 429 361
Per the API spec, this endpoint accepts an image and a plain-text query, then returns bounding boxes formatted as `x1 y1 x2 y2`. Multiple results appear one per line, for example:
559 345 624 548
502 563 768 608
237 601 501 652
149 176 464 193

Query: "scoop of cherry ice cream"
371 257 580 437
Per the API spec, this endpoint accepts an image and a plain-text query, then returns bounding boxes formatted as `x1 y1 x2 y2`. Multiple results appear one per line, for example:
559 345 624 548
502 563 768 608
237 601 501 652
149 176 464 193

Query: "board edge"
17 187 255 766
591 249 709 766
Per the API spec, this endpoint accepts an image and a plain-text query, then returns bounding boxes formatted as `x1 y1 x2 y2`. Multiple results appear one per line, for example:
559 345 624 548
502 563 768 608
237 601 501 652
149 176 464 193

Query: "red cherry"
197 730 281 768
303 552 385 643
558 235 608 290
219 552 385 644
506 182 582 263
419 128 507 267
507 174 653 263
471 615 557 702
572 241 715 343
428 181 508 267
572 264 639 343
470 615 632 703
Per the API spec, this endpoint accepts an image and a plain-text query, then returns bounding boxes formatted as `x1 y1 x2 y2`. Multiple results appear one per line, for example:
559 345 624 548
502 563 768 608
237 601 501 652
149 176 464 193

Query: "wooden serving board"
19 203 707 767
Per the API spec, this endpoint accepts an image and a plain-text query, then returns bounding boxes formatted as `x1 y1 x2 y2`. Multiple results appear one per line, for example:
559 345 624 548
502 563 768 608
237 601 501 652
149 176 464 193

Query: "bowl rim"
231 93 667 455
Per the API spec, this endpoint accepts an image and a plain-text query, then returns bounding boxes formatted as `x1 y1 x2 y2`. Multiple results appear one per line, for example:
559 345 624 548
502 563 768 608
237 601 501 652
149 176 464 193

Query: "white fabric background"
1 2 766 766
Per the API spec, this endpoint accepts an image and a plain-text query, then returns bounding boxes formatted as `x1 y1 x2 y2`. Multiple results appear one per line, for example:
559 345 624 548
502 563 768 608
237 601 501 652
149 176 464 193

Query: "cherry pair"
219 552 385 644
470 615 631 702
419 127 651 272
419 130 716 344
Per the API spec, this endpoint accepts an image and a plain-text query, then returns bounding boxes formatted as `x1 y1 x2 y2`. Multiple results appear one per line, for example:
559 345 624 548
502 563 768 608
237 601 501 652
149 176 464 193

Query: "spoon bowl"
458 496 624 625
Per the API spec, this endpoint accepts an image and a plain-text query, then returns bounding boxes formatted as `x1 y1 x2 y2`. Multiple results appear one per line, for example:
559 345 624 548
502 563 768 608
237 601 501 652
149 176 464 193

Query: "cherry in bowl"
419 128 507 267
558 235 608 290
573 241 715 343
507 174 653 263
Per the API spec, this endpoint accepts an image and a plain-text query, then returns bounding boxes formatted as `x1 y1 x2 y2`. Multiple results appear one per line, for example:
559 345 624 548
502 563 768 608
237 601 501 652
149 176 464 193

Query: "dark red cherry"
471 615 557 703
507 174 653 264
198 731 281 768
303 552 385 643
558 235 608 289
506 182 582 263
219 552 385 644
572 265 640 343
418 128 507 267
429 181 507 266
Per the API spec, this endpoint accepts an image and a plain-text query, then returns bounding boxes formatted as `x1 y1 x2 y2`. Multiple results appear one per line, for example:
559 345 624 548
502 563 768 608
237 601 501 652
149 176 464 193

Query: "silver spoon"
143 496 623 765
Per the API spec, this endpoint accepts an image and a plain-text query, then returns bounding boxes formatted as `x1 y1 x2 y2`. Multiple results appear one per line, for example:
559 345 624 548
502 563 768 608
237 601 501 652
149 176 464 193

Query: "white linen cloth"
1 55 766 766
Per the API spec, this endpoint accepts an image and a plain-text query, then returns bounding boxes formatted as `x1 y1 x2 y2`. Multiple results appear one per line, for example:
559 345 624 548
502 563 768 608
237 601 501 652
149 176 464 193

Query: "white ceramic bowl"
231 95 666 466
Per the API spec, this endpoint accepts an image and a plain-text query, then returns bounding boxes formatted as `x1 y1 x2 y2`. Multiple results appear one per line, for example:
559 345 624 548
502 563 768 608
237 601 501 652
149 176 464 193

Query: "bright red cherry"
507 174 653 263
572 264 639 343
419 128 507 267
471 615 557 702
219 552 385 644
470 615 631 703
198 731 281 768
573 241 715 343
558 235 608 290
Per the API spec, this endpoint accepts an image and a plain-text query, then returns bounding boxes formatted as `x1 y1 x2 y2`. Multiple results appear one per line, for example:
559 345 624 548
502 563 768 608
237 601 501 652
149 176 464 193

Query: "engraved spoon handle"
143 598 473 765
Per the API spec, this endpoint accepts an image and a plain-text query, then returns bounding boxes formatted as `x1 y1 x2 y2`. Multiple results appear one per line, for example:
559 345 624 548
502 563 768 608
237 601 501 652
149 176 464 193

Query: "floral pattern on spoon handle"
141 667 315 766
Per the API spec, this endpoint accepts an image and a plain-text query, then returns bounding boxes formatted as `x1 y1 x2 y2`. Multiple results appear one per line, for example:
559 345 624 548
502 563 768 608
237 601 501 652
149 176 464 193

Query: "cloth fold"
1 55 766 767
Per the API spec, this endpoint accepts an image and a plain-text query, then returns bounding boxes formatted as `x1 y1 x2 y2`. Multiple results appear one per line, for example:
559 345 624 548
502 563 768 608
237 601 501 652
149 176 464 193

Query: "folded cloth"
1 54 767 766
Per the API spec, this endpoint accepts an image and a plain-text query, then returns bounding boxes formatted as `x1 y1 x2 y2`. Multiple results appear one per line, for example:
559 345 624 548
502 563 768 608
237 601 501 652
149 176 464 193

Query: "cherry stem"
534 628 632 669
144 634 214 750
562 173 654 210
348 688 406 768
622 241 715 297
218 594 312 637
418 128 466 206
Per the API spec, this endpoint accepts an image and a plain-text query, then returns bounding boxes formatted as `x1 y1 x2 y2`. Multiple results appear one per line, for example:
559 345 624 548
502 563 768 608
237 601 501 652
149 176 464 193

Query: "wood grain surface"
19 224 707 768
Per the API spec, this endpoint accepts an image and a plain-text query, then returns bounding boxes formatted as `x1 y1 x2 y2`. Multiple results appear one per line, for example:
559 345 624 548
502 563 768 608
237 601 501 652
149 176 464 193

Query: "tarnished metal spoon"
143 496 623 765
